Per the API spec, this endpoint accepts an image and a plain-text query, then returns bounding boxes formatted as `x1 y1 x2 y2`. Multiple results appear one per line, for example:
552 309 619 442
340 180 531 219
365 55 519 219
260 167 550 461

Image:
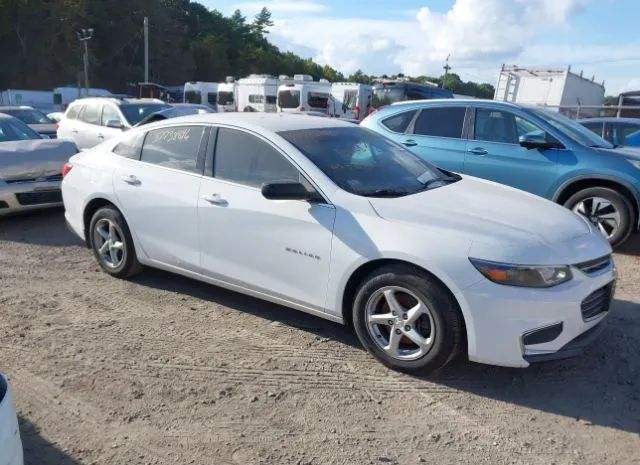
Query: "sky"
201 0 640 95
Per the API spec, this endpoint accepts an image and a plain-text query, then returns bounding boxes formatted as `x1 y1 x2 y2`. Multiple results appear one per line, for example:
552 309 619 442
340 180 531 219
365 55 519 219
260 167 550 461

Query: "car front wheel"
352 265 464 374
89 207 142 278
564 187 633 247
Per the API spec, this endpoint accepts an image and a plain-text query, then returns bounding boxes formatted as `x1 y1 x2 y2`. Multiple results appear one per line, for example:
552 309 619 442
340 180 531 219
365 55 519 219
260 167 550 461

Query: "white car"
0 374 23 465
61 113 616 372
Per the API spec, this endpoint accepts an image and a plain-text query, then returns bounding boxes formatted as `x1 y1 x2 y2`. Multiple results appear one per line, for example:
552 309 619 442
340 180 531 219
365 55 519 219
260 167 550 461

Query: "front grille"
15 190 62 206
5 174 63 184
581 283 614 321
575 255 612 275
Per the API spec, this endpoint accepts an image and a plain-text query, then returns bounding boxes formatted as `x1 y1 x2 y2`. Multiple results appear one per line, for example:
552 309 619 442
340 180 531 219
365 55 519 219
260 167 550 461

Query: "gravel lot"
0 209 638 465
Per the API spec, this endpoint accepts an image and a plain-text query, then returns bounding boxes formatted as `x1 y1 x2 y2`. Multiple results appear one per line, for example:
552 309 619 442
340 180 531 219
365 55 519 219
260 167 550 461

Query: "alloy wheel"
572 196 621 239
365 286 436 361
93 218 126 269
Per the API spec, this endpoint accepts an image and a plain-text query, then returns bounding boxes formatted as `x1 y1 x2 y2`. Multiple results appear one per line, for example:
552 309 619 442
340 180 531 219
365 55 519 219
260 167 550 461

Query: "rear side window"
413 107 466 139
112 131 145 159
140 126 205 173
381 110 417 133
79 103 101 125
214 128 299 187
65 105 80 120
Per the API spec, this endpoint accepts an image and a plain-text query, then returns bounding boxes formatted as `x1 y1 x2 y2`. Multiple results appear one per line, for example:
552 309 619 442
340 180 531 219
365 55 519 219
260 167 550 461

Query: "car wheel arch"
553 176 639 228
82 198 126 247
340 258 468 347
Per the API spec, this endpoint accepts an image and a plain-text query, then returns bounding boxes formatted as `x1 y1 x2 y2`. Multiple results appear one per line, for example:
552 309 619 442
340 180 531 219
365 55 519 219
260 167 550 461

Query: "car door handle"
402 139 418 147
71 129 78 134
467 147 488 155
121 175 141 185
201 193 227 206
97 133 104 139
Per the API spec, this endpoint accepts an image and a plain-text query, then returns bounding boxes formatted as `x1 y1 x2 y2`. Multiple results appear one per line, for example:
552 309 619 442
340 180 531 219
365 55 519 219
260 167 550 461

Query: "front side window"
217 92 234 105
214 128 299 187
308 92 329 109
185 90 201 104
278 89 300 109
381 110 417 133
413 107 465 139
101 105 122 126
112 131 145 159
611 123 640 146
79 103 102 125
474 109 519 144
279 127 455 197
140 125 205 173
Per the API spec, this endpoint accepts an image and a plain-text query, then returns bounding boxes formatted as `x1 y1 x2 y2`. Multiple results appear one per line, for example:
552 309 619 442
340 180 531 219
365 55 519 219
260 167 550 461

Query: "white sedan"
0 374 23 465
61 113 616 372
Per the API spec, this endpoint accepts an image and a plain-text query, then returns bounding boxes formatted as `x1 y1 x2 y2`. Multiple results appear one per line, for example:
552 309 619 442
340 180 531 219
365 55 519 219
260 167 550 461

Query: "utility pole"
144 17 149 82
76 28 94 96
442 54 451 89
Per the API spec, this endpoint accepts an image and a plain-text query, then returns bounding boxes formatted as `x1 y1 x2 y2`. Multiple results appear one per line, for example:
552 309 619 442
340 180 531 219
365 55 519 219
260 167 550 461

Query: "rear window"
308 92 329 109
279 89 300 109
217 92 234 106
0 117 41 142
381 110 417 133
413 107 466 139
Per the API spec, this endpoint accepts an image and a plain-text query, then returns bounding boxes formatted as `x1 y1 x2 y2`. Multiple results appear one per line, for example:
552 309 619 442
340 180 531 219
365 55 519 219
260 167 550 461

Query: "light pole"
76 28 94 96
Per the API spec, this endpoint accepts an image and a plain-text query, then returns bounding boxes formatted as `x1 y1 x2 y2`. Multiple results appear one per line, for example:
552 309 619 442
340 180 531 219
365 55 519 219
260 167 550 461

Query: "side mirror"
105 119 125 130
519 133 552 150
261 181 322 202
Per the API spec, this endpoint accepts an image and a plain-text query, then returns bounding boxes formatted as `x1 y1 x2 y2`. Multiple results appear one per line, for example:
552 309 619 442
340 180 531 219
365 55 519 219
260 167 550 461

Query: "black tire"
89 206 142 278
563 187 634 247
352 265 464 374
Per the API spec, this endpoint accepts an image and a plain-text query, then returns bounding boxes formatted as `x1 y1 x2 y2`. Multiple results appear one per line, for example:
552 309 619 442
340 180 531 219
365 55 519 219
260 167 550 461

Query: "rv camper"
216 78 236 112
277 75 332 114
329 82 373 121
184 81 218 109
236 75 290 113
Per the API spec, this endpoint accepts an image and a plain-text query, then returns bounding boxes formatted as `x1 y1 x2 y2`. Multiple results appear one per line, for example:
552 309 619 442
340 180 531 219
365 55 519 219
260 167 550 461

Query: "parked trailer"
184 81 218 109
236 75 291 113
277 75 332 114
52 87 111 111
0 89 55 113
329 82 373 121
494 65 605 118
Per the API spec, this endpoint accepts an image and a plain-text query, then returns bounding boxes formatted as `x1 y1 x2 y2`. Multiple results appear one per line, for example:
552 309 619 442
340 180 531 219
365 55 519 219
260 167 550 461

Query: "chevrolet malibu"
0 374 23 465
62 114 616 373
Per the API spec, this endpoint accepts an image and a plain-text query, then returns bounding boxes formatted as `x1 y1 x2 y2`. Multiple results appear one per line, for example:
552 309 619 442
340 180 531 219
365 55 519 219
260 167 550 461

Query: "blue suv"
362 100 640 246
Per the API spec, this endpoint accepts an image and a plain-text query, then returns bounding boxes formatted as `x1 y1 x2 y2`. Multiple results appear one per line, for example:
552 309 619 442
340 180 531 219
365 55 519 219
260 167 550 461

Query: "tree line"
0 0 494 98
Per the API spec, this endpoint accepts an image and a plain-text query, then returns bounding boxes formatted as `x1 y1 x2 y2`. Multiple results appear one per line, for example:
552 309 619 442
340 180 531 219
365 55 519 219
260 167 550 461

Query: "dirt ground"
0 209 638 465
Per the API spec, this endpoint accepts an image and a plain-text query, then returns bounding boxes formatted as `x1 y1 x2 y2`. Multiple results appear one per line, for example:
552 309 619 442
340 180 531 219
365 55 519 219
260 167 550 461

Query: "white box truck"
0 89 55 113
52 87 111 111
277 75 332 114
329 82 373 121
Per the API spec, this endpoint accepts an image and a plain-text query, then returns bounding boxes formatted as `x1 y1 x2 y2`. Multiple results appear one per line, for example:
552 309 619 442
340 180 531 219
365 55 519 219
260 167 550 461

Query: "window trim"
408 105 469 140
207 124 332 206
133 124 210 176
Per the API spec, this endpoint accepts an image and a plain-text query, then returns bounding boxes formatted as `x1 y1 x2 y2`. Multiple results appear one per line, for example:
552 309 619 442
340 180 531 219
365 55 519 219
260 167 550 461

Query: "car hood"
28 123 58 134
0 139 77 181
367 176 601 263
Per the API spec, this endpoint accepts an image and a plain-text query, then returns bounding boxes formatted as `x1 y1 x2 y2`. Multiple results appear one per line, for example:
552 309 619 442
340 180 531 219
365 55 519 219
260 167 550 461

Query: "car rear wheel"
564 187 633 247
89 207 142 278
352 265 464 374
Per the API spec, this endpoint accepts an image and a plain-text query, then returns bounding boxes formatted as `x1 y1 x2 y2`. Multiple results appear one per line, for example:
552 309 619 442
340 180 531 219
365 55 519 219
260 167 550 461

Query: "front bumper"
459 258 616 368
0 376 24 465
0 180 62 216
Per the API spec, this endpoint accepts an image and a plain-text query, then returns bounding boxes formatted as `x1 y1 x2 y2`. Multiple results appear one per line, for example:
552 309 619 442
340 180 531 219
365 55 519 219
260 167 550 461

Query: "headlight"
469 258 572 288
627 159 640 170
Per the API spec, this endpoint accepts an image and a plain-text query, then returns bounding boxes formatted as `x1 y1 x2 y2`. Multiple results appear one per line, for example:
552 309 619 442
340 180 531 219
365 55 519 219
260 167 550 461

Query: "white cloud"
230 0 327 16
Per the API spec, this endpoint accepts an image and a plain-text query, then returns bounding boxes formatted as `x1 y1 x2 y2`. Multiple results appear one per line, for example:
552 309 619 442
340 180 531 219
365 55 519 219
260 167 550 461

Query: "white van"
52 87 111 111
277 75 332 114
236 75 289 113
216 81 236 112
183 81 218 109
329 82 373 121
0 89 55 113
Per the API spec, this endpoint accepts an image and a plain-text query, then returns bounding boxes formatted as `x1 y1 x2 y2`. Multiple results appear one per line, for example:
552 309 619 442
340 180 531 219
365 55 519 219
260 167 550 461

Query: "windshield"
279 127 456 197
0 117 42 142
120 103 171 126
217 92 234 106
531 108 614 149
1 108 54 124
279 89 300 109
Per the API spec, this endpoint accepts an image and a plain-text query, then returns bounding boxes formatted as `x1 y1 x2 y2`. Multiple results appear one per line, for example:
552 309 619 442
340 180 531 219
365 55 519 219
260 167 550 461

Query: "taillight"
62 163 73 178
56 122 60 130
300 107 306 112
355 105 361 120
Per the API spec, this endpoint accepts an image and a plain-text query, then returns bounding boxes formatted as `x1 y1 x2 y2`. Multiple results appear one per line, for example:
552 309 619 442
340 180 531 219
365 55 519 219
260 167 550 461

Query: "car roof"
577 117 640 124
142 112 354 133
69 97 166 106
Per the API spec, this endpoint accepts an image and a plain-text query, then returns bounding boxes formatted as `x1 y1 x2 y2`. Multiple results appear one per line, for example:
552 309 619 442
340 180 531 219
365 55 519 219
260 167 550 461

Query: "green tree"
252 7 273 36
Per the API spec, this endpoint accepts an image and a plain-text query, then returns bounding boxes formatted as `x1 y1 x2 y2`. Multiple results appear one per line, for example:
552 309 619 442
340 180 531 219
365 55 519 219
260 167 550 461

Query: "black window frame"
408 106 469 140
136 124 210 175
